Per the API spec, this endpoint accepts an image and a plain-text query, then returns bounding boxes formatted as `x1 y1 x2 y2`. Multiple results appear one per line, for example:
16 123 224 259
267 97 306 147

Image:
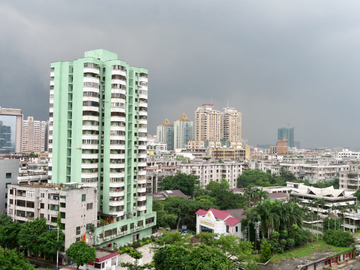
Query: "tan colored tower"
22 116 47 152
221 107 242 142
194 104 221 142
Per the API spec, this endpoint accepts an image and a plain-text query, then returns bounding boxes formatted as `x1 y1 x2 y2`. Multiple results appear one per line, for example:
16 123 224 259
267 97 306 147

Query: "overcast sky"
1 1 360 149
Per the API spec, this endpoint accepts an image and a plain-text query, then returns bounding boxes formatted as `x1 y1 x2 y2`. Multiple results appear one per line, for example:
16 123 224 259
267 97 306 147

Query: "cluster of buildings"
0 107 48 154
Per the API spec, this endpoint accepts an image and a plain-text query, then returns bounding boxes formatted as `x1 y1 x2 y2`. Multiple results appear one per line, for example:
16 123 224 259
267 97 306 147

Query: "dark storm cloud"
1 0 360 148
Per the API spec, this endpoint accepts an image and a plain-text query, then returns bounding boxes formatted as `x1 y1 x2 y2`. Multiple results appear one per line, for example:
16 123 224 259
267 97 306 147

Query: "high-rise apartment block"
278 127 294 148
174 113 193 149
48 49 156 247
22 116 47 152
191 104 242 148
0 107 23 154
156 119 174 150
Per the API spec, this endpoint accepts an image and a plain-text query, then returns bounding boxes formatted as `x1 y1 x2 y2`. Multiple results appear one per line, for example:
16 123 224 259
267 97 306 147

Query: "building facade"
48 49 156 248
174 113 193 149
0 107 23 154
156 119 174 150
7 183 97 251
0 159 19 214
22 116 47 152
278 127 294 148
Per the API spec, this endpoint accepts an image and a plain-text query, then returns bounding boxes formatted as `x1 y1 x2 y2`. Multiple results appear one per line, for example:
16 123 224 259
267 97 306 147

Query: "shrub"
260 239 272 263
323 230 355 247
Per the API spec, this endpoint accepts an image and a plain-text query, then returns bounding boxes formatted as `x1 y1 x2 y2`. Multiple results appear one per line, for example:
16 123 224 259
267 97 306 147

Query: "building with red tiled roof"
195 208 245 239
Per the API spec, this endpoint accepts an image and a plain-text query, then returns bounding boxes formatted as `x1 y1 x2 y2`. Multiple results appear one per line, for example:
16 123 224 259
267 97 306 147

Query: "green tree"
237 170 267 188
65 241 96 270
0 214 21 249
0 248 35 270
323 230 355 247
153 245 190 270
38 228 65 259
161 173 199 196
187 244 234 270
152 200 178 228
353 189 360 201
260 239 272 263
121 248 154 270
18 218 48 255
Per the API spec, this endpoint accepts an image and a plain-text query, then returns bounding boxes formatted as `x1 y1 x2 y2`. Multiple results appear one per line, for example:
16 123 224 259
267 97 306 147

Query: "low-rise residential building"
152 190 188 200
7 182 98 262
195 208 245 239
338 149 360 159
339 171 360 190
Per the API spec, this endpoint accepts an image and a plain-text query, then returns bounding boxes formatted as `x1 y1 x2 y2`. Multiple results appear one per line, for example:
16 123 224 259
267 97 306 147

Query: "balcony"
110 116 125 122
109 163 125 169
110 135 125 141
109 200 124 207
81 172 98 178
138 171 146 176
111 79 126 85
137 196 147 201
137 179 147 184
139 102 148 108
109 190 125 197
137 187 146 193
84 67 100 75
82 125 99 131
138 145 147 150
82 153 98 159
138 119 147 125
108 210 124 217
138 128 147 133
81 163 98 169
109 181 125 188
110 125 126 132
83 77 99 83
110 154 125 159
111 88 126 95
111 69 126 76
137 205 147 211
110 144 125 150
83 106 99 113
109 172 125 178
139 111 147 116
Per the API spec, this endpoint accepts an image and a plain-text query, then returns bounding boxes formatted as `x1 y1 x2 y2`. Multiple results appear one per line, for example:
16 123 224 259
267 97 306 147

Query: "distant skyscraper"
278 127 294 148
157 119 174 150
22 116 47 152
0 107 23 154
194 104 242 143
174 113 193 149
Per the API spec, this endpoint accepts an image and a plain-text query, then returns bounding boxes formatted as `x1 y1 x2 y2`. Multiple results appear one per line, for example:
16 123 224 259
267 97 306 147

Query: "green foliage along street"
160 173 199 196
65 241 96 270
153 232 259 270
260 239 272 263
0 248 36 270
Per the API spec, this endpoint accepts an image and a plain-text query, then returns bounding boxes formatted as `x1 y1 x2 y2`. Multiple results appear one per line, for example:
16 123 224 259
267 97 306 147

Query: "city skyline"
2 1 360 149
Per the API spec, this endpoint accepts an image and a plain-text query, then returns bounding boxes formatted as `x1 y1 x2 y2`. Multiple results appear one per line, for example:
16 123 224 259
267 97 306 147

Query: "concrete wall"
0 159 19 214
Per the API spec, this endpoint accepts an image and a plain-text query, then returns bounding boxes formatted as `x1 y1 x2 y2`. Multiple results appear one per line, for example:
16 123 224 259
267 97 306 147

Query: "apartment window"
40 193 45 198
76 226 81 235
82 194 86 202
76 237 80 242
6 173 11 179
60 212 66 219
60 196 66 199
40 203 44 209
60 203 66 208
9 199 13 204
87 203 93 210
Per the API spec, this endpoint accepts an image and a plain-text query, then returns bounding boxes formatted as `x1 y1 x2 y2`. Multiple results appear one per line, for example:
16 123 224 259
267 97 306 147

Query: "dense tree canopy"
65 241 96 270
0 215 21 250
160 173 199 196
0 248 35 270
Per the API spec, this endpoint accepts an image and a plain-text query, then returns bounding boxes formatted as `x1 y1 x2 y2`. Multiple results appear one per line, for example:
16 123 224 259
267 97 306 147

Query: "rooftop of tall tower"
176 113 191 122
159 118 173 126
85 49 118 61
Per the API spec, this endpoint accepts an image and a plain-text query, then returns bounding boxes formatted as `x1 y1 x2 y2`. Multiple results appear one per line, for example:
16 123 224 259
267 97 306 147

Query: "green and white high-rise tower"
48 49 156 247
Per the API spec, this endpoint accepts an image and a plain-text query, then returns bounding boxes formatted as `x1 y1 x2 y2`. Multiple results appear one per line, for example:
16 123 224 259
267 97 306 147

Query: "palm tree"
255 188 269 204
244 185 255 208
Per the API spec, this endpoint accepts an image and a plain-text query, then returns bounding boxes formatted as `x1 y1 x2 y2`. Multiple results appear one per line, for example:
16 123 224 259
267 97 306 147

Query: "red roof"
195 209 208 215
209 208 231 220
146 167 157 170
225 217 241 227
195 208 231 220
95 252 119 263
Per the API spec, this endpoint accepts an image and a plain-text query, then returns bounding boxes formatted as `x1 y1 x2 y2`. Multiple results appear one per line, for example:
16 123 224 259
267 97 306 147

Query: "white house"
195 208 245 239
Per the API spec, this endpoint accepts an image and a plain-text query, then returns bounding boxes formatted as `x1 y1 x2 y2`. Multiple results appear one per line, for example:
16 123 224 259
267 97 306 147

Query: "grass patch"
270 240 353 264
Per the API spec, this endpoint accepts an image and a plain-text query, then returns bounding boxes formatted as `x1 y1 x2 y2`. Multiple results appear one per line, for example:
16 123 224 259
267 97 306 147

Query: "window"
9 199 13 204
40 213 44 218
76 226 81 235
82 194 86 202
86 223 93 231
60 212 65 219
6 173 11 179
76 237 81 242
40 203 44 209
60 203 66 208
87 203 93 210
41 193 45 198
60 196 66 199
5 182 11 188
